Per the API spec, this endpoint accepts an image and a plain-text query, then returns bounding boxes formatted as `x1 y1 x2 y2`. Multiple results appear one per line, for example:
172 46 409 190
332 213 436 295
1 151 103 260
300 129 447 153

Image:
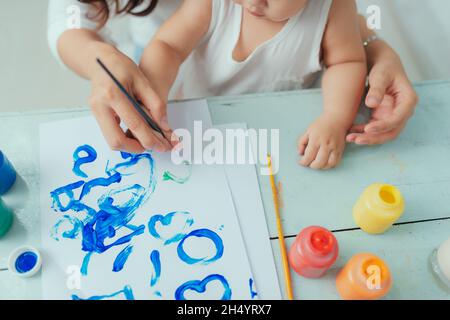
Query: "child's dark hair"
78 0 158 23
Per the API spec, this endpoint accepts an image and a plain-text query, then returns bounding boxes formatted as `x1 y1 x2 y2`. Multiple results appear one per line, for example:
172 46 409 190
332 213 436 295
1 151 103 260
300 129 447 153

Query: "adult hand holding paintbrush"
58 32 175 154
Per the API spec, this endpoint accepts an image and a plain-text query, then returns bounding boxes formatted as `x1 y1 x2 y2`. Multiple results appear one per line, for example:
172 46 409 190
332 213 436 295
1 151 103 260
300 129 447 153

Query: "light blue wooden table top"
1 80 450 299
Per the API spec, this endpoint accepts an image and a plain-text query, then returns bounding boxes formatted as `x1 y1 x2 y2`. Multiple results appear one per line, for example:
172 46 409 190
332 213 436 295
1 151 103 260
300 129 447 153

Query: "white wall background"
0 0 448 113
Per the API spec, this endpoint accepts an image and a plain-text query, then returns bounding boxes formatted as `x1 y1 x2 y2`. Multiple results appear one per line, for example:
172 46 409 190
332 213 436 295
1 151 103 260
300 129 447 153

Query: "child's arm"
299 0 367 170
140 0 212 102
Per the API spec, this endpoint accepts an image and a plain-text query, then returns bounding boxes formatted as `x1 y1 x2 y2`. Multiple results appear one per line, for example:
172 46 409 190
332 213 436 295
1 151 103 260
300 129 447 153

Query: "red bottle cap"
311 230 334 255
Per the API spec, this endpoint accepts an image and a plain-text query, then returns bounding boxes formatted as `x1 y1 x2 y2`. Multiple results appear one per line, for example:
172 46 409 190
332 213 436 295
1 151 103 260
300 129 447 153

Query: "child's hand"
298 115 347 170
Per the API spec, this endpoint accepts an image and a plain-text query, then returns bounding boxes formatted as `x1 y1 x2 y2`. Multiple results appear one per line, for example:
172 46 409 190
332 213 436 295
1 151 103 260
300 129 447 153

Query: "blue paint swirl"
15 252 38 273
148 211 194 245
50 148 156 275
150 250 161 286
249 278 258 299
175 274 232 300
50 215 83 241
177 229 224 265
72 285 135 300
113 245 133 272
73 145 97 178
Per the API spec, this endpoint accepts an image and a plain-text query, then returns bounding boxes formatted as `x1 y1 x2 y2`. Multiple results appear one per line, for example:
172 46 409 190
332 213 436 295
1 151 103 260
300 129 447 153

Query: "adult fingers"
112 93 170 152
366 69 393 109
352 128 402 145
91 103 145 154
133 75 177 148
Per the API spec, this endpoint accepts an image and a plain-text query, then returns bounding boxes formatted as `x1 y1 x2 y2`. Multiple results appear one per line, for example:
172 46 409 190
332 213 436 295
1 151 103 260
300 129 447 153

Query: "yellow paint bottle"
353 184 405 234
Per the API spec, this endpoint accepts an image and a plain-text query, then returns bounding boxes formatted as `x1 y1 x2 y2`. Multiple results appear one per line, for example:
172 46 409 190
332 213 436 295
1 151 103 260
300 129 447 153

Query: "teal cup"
0 198 13 238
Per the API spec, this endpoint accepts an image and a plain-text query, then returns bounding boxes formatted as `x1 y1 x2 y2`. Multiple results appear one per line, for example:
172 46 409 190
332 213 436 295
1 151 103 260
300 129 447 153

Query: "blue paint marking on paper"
71 285 135 300
15 252 38 274
150 250 161 286
177 229 224 265
50 148 156 275
148 211 194 245
249 278 258 299
73 145 97 178
78 173 122 200
113 245 133 272
50 215 83 241
80 251 93 276
175 274 232 300
155 291 162 297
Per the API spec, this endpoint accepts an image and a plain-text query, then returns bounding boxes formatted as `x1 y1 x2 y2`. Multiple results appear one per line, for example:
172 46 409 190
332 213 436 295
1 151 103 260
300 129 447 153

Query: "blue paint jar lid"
8 246 42 278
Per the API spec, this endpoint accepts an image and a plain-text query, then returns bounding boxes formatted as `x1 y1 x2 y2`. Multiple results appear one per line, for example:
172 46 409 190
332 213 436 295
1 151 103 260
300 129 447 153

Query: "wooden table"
1 80 450 299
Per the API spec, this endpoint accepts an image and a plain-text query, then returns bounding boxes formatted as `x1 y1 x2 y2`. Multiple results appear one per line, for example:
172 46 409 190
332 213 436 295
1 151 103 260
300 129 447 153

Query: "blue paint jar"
0 198 13 238
0 151 17 195
8 246 42 278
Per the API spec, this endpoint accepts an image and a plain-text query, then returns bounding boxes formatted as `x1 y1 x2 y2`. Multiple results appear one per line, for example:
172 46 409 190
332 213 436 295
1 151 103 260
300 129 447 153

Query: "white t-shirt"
173 0 332 100
47 0 181 63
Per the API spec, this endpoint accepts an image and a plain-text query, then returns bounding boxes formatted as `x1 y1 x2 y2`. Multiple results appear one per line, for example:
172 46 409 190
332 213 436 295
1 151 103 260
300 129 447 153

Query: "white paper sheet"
217 124 282 300
39 100 254 300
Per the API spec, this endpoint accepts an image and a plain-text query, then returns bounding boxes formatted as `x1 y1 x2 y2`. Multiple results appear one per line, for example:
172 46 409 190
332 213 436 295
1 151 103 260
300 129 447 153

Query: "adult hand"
88 45 176 154
346 45 419 145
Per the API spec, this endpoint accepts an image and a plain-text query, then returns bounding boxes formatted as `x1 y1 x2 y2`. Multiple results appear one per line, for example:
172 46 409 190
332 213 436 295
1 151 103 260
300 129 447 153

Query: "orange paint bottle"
289 226 339 278
336 253 392 300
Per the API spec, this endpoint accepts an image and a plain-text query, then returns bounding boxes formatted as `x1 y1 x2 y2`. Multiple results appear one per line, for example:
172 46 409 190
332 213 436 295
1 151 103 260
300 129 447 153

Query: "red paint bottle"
289 226 339 278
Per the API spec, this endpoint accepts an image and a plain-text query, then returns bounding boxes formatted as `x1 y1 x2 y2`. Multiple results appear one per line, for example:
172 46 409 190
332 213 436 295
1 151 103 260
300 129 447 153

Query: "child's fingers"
325 150 341 169
309 147 330 170
112 94 171 152
299 142 320 167
92 103 145 154
297 134 309 155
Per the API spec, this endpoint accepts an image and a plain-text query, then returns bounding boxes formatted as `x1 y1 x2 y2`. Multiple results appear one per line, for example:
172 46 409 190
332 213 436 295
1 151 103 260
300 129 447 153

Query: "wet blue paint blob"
72 145 97 178
148 211 194 245
15 252 38 274
113 245 133 272
177 229 224 265
175 274 232 300
249 278 258 299
150 250 161 286
72 285 135 300
155 291 162 297
50 150 156 275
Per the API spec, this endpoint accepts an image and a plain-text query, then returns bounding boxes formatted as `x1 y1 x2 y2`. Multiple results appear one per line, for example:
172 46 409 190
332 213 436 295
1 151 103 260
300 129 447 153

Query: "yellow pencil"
267 154 294 300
